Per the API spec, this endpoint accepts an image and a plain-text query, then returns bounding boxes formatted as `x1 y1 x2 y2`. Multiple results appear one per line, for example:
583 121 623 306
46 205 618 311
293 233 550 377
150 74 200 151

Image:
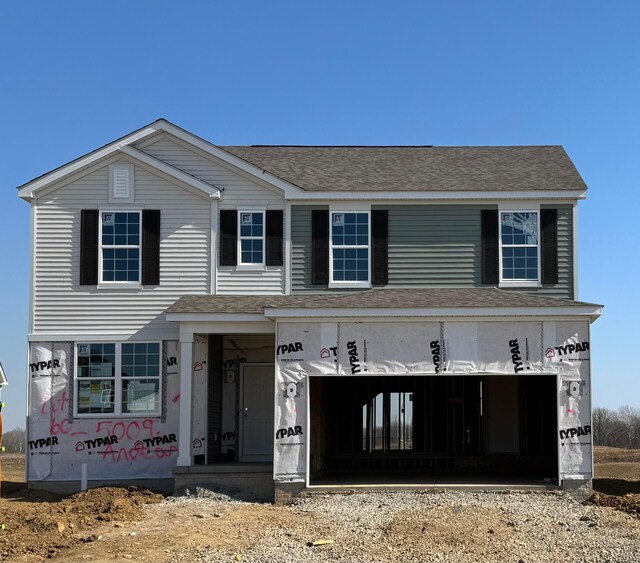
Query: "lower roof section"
165 288 603 323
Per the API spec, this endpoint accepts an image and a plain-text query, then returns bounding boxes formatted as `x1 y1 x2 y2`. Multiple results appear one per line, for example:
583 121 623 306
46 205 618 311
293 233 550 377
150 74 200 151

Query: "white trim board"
264 306 603 321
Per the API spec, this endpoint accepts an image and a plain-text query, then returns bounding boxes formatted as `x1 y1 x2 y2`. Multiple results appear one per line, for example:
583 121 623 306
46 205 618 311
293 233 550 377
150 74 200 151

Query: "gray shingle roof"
221 145 586 192
166 288 601 315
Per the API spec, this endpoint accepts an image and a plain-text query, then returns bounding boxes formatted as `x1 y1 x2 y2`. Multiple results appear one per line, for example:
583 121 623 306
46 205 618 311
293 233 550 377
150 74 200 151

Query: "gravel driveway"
167 490 640 563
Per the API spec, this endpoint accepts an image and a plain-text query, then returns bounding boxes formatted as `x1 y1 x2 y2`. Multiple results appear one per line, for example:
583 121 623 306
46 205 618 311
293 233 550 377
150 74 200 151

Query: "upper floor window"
238 211 265 266
75 341 161 416
330 211 370 285
100 211 141 283
499 211 539 283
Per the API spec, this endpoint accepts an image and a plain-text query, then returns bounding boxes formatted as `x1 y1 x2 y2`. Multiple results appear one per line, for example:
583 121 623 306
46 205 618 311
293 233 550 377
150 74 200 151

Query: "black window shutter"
265 210 284 266
481 209 499 285
142 210 161 285
541 209 559 285
80 210 99 285
220 210 237 266
311 209 329 285
372 210 388 285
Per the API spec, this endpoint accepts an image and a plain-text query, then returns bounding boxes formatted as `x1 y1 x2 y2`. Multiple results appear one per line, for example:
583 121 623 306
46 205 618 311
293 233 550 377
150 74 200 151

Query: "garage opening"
309 375 557 486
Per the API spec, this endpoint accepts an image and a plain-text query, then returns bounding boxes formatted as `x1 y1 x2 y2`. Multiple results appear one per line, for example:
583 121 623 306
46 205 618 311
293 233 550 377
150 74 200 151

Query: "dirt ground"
0 447 639 562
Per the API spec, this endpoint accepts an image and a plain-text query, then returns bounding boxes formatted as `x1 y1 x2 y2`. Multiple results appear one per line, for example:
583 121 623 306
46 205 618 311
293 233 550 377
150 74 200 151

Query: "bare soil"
589 446 640 517
0 447 639 562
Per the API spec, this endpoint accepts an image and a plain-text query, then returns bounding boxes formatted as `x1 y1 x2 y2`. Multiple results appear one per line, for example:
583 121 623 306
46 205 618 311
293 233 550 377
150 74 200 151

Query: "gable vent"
113 168 130 198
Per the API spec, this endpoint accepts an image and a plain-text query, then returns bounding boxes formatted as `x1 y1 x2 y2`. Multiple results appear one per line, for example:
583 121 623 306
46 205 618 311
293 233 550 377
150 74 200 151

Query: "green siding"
290 204 574 299
291 205 328 291
384 205 485 287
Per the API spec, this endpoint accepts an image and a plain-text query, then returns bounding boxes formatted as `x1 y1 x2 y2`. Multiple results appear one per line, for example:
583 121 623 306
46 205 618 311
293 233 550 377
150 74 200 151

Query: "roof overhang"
165 305 602 325
284 190 587 202
265 305 602 323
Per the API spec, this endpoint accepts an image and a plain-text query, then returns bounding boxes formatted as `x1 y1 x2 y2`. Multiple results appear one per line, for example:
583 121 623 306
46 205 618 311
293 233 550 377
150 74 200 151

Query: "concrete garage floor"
309 472 558 492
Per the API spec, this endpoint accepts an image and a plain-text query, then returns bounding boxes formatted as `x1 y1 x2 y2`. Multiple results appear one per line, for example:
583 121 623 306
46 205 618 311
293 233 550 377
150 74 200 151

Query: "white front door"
240 364 274 461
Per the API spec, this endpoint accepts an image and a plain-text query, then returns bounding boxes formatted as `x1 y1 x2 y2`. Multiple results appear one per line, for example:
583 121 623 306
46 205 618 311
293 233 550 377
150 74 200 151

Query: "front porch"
174 463 274 502
166 290 599 504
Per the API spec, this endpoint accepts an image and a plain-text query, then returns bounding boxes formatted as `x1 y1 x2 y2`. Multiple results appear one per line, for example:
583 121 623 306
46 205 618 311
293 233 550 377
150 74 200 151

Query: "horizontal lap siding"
217 269 285 295
384 205 483 286
142 135 286 294
292 204 574 299
291 205 327 292
33 165 210 339
140 136 284 207
532 204 573 299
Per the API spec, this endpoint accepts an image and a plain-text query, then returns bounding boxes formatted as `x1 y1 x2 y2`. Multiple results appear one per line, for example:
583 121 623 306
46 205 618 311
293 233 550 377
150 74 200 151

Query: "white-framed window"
330 211 371 286
499 210 540 285
75 342 161 417
238 210 265 266
99 211 141 284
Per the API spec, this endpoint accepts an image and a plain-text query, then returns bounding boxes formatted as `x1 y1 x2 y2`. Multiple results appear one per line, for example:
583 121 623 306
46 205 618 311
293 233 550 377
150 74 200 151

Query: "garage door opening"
309 375 557 486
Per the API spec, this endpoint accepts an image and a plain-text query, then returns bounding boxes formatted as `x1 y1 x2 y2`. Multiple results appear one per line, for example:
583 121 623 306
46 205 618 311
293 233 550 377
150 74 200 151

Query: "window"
500 211 539 283
75 342 161 416
362 390 413 453
238 211 264 265
330 211 370 285
100 211 141 283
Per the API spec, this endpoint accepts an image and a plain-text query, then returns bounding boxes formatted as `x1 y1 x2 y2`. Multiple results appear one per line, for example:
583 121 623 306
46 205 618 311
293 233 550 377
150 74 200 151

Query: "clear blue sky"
1 2 638 431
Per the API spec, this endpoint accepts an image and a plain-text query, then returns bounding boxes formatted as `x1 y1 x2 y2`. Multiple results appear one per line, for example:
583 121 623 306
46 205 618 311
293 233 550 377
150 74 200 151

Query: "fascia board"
165 313 269 322
284 190 586 202
120 146 221 199
264 306 603 321
17 123 163 199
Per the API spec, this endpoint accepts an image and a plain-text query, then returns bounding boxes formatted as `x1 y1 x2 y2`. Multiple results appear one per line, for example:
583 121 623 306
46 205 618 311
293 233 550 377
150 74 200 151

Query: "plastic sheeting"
191 336 207 457
28 341 181 482
275 320 592 483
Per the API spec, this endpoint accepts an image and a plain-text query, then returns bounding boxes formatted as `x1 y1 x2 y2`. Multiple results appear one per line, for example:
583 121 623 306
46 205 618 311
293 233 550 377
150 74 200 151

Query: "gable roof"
16 118 587 201
16 120 224 201
222 145 587 193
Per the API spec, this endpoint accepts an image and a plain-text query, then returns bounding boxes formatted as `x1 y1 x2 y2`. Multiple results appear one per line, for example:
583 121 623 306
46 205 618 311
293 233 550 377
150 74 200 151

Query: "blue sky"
1 1 638 430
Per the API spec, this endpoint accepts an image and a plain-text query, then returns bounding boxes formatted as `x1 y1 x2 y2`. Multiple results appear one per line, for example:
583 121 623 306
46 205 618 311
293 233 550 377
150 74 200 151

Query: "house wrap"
18 120 601 500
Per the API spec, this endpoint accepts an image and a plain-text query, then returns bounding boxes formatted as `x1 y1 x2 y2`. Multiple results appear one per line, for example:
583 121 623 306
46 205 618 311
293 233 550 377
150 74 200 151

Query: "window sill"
499 281 542 289
235 264 266 272
73 413 161 419
328 282 372 290
96 283 142 290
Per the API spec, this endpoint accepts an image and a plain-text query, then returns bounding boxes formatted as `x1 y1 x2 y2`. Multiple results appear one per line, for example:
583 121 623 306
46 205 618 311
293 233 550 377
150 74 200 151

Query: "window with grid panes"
75 342 161 416
238 211 265 265
330 212 370 283
500 211 539 281
100 211 141 282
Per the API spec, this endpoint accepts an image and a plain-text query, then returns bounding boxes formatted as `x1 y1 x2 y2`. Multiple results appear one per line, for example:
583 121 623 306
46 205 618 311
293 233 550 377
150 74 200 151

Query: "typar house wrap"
274 320 591 482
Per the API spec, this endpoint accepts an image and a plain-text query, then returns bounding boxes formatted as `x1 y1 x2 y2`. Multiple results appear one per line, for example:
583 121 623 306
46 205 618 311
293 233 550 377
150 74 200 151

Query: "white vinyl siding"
32 164 210 339
140 135 286 294
139 135 284 207
216 269 285 295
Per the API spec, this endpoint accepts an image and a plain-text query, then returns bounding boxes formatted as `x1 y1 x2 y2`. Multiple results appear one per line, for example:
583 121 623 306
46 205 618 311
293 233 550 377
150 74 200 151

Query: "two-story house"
18 119 601 502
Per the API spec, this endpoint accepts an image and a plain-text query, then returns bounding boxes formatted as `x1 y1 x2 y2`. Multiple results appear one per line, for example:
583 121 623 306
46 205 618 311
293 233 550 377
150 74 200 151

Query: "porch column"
177 330 194 467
